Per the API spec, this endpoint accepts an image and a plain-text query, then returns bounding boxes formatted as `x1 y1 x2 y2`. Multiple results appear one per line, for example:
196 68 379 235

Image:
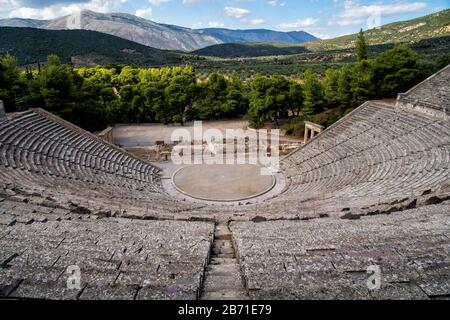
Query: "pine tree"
356 29 368 61
372 45 419 97
352 60 374 103
323 68 340 106
302 69 324 117
337 65 353 106
0 54 22 112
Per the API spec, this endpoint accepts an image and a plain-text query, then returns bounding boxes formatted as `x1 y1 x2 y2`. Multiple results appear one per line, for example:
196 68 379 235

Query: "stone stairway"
201 223 247 300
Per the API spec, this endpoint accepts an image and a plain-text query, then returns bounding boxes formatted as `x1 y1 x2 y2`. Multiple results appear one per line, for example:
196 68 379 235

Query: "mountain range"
1 8 448 66
0 10 319 51
193 9 450 58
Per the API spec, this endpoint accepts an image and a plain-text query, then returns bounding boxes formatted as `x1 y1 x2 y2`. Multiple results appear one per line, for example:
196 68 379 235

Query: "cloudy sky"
0 0 447 38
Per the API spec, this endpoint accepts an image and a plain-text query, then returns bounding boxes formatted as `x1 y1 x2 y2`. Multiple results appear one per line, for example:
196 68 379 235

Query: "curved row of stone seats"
231 201 450 299
397 64 450 116
0 164 203 217
0 198 214 300
0 108 208 216
0 109 163 193
283 102 440 171
279 100 450 211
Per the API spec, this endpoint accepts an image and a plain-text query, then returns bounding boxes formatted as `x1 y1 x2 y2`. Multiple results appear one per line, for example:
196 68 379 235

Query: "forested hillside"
192 42 310 58
305 9 450 51
0 27 181 67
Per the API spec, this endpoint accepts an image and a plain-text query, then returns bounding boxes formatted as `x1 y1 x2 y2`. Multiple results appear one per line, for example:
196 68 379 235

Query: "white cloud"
333 17 365 26
277 17 319 30
339 2 427 19
8 7 56 19
224 6 250 19
182 0 201 5
0 0 16 14
312 33 332 39
148 0 169 5
250 19 265 26
330 1 427 27
7 0 128 19
135 7 152 18
267 0 286 7
208 20 224 28
344 0 360 10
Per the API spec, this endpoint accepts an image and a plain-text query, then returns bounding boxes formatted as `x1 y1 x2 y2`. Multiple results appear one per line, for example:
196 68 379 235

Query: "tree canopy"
356 29 369 61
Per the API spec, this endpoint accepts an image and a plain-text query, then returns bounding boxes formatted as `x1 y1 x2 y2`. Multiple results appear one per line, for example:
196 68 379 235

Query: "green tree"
372 45 418 97
116 66 139 85
196 73 229 119
0 54 24 112
323 68 340 107
117 85 137 123
337 65 353 106
27 54 80 116
352 60 374 103
435 53 450 72
287 82 303 117
302 69 324 117
147 82 169 124
356 29 368 61
246 75 271 128
246 75 290 127
224 74 248 118
165 71 196 125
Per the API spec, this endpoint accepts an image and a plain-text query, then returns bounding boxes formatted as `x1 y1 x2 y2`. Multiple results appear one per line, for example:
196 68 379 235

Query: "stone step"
215 230 232 241
210 257 237 265
202 290 247 300
201 223 247 300
214 253 235 259
207 264 240 275
215 224 230 231
214 240 232 248
212 246 235 255
203 275 243 292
